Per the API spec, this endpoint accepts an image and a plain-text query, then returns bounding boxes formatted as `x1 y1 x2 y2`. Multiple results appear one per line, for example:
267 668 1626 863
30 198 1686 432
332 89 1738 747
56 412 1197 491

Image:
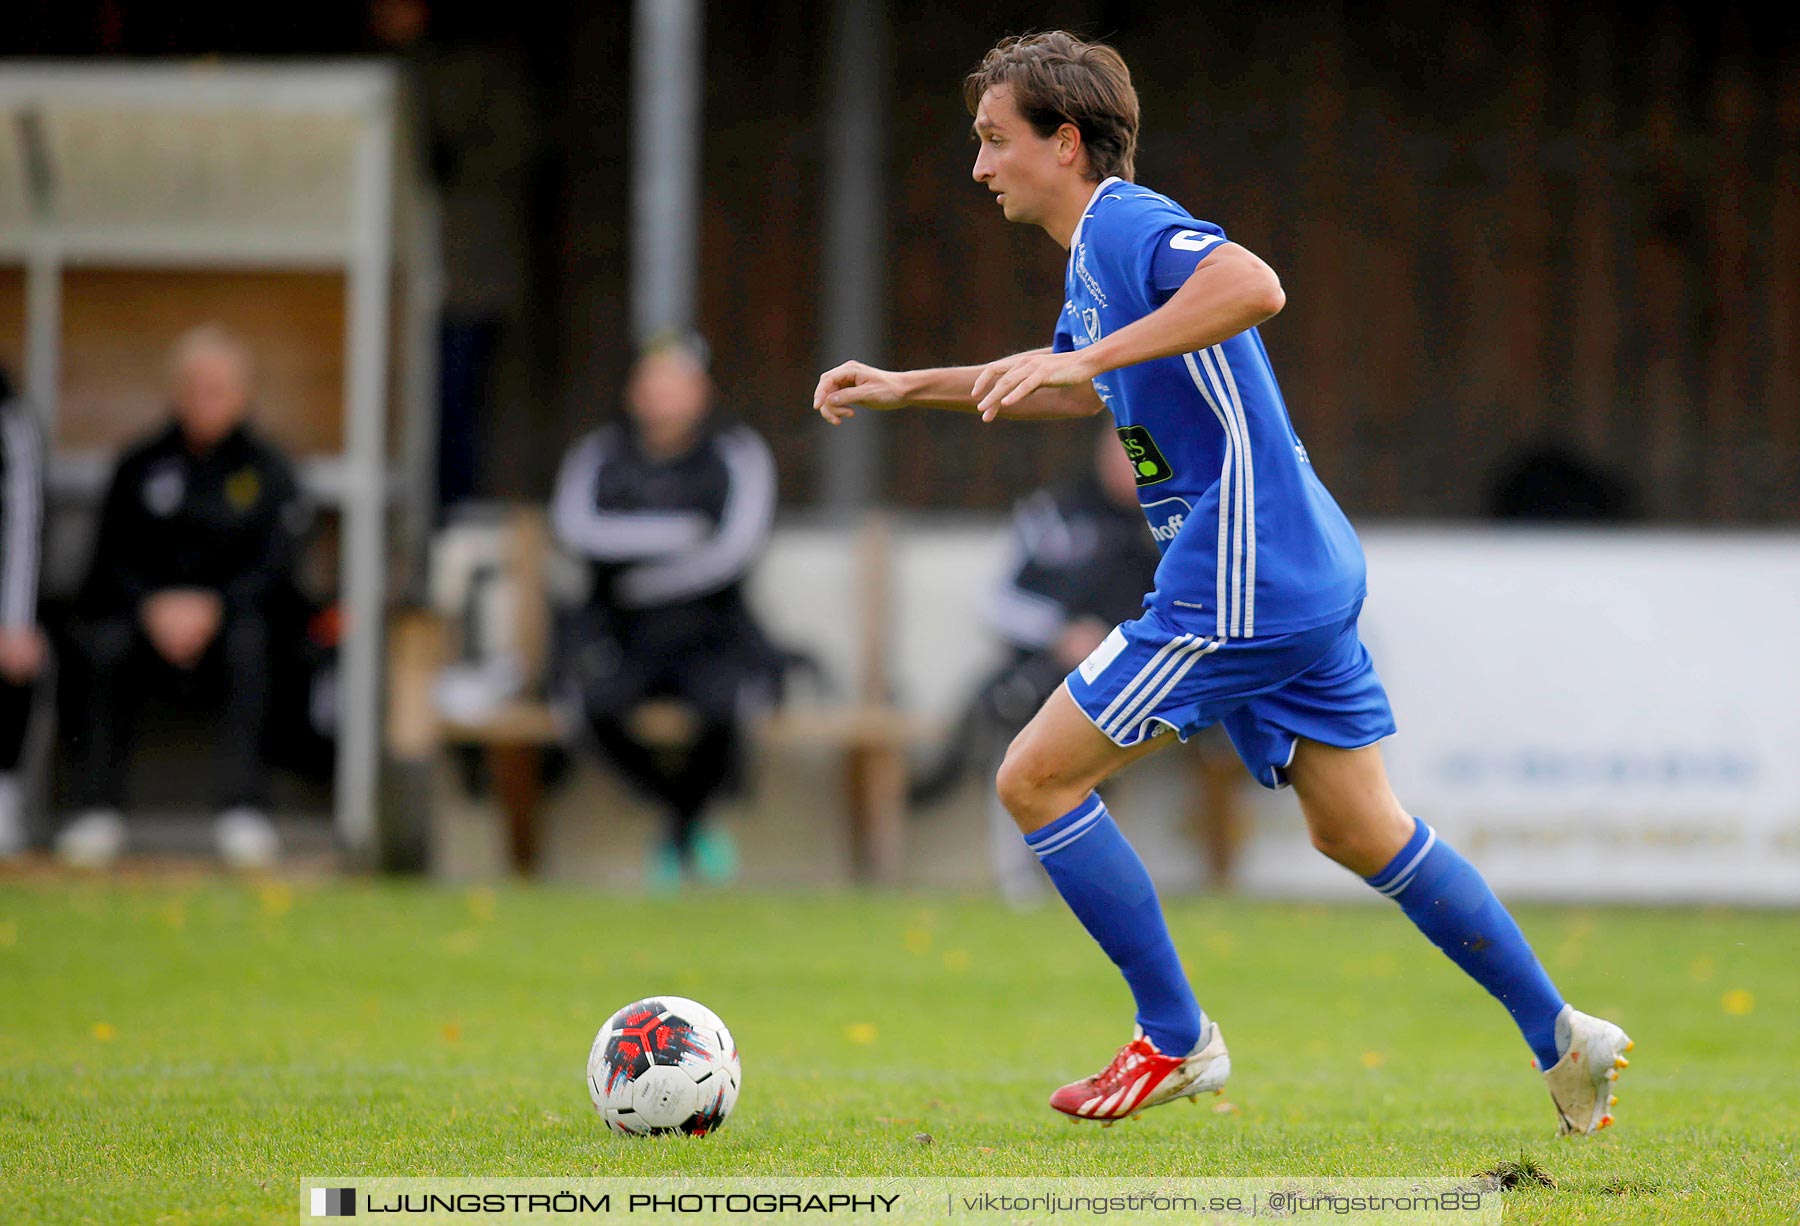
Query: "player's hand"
813 362 908 424
972 350 1095 421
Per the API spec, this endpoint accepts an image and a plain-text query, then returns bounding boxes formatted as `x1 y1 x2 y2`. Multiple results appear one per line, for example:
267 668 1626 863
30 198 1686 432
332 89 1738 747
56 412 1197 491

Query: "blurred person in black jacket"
0 365 45 857
58 326 308 869
551 333 780 892
916 428 1246 903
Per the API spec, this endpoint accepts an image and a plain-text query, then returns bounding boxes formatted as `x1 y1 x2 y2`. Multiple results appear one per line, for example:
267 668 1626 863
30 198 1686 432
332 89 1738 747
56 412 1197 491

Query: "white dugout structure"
0 62 442 855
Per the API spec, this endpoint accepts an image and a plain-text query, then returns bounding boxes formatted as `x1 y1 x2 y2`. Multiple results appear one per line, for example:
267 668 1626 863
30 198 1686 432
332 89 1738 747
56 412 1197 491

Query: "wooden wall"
57 269 346 456
556 0 1800 520
0 267 22 384
0 266 346 457
5 3 1793 521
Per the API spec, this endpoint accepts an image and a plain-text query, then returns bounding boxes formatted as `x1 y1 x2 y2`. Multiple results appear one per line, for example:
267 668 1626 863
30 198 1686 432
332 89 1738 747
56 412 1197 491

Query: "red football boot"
1049 1022 1231 1123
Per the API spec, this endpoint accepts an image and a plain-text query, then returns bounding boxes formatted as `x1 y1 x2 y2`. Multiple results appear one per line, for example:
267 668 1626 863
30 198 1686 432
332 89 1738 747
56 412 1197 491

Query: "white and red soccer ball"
587 996 740 1136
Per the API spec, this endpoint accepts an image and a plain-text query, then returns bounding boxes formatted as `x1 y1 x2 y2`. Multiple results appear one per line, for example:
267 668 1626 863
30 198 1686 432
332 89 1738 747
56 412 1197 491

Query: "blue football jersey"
1052 176 1366 638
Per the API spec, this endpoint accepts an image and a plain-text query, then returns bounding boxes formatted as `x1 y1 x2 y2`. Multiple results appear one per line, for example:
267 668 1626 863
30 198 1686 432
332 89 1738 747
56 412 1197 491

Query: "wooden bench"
386 509 938 883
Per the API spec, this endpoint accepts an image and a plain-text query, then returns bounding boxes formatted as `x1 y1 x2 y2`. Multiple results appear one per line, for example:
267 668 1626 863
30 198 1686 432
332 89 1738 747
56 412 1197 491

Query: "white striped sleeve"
550 430 713 561
614 427 777 608
0 406 43 629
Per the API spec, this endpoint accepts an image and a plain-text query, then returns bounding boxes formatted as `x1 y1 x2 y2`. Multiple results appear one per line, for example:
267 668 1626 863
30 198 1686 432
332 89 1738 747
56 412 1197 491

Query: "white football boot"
1540 1005 1634 1135
1050 1019 1231 1123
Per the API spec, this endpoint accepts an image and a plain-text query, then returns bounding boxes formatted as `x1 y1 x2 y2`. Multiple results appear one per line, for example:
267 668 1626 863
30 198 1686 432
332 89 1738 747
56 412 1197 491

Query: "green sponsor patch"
1115 424 1174 486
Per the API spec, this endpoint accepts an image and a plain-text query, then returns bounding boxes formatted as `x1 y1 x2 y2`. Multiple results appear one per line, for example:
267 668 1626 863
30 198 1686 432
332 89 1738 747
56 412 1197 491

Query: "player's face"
971 87 1067 226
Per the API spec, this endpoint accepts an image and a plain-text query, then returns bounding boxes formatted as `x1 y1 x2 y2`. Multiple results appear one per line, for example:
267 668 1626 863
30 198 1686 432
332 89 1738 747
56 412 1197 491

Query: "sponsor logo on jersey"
1115 425 1174 487
1063 301 1092 349
1141 495 1192 545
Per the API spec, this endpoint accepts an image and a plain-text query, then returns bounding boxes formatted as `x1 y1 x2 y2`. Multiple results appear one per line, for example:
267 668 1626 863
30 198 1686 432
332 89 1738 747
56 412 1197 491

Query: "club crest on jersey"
1081 307 1102 343
1115 425 1174 487
1074 245 1108 307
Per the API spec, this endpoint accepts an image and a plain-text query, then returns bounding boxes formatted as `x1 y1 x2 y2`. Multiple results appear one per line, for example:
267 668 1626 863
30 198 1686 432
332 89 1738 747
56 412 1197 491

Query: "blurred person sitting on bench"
915 427 1245 904
551 332 780 892
58 325 307 869
0 364 45 858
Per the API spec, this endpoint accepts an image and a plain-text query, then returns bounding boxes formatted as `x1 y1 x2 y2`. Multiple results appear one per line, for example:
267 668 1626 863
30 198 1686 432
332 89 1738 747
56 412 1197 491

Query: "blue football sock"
1025 793 1203 1054
1366 817 1565 1069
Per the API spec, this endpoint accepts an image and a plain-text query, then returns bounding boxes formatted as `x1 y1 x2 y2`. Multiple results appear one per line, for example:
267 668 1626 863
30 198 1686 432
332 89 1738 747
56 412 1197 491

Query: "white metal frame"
0 61 442 856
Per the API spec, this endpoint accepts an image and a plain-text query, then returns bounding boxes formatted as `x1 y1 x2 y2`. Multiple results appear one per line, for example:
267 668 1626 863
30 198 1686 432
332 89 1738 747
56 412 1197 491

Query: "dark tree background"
8 0 1798 518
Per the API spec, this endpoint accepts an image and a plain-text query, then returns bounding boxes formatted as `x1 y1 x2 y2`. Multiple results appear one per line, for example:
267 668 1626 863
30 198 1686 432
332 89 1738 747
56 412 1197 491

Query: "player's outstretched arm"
814 355 1102 424
975 243 1286 416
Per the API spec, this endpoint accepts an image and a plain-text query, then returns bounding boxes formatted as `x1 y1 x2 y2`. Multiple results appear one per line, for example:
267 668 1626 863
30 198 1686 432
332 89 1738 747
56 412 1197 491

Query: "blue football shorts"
1064 600 1396 789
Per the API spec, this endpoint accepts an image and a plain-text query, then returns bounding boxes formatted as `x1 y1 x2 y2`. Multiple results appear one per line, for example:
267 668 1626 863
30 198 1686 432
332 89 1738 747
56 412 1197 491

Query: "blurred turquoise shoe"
692 823 739 884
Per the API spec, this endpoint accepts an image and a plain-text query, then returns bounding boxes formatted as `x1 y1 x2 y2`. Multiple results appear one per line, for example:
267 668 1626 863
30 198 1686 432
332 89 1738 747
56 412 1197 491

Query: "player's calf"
1288 739 1591 1108
998 692 1206 1069
1358 814 1570 1073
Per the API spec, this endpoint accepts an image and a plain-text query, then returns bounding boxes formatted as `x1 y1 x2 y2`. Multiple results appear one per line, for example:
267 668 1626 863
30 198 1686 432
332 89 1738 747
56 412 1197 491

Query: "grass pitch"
1 877 1796 1224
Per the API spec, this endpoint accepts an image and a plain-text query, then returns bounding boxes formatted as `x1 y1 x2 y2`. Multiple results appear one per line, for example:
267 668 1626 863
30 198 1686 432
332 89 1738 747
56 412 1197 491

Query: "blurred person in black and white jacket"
0 365 45 857
58 326 307 869
551 333 781 891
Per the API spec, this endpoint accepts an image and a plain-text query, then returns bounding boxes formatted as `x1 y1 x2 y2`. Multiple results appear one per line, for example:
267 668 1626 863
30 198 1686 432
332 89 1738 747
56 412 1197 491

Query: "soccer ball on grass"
587 996 740 1136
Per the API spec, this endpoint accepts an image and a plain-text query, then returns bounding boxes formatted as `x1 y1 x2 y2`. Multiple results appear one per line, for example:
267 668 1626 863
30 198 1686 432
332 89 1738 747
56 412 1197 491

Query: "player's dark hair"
963 32 1139 183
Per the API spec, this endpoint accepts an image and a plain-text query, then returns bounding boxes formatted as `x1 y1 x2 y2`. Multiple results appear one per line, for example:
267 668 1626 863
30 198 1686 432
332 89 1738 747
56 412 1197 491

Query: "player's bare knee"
993 745 1041 822
1304 816 1397 876
1306 821 1360 865
995 740 1076 828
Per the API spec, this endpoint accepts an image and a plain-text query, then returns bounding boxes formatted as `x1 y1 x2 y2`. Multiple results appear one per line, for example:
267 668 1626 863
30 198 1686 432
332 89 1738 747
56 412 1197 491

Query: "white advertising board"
1309 529 1800 905
751 521 1800 903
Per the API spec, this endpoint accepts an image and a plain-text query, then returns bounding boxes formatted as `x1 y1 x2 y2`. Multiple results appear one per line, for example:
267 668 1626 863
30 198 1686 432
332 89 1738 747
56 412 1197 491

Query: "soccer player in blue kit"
813 32 1632 1134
